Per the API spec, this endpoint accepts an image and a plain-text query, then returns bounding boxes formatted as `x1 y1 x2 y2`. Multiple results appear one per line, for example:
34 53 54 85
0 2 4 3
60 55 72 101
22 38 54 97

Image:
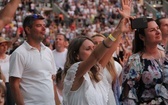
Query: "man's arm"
9 77 24 105
0 0 20 30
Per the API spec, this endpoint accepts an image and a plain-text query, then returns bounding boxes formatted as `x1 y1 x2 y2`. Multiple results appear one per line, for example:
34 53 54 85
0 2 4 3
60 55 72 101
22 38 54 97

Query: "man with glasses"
9 14 57 105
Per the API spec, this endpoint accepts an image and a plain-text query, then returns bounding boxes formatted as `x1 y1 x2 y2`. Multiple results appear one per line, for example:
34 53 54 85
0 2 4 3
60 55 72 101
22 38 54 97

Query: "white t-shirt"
0 55 10 82
9 41 57 105
63 62 110 105
52 49 67 70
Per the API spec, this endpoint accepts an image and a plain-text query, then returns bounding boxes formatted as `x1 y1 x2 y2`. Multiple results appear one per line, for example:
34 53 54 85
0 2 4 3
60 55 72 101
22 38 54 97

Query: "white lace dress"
63 62 110 105
103 68 117 105
103 61 123 105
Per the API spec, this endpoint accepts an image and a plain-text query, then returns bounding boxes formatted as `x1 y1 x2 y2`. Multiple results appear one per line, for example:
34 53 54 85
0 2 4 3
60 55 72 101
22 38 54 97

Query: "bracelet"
102 40 110 48
108 34 116 41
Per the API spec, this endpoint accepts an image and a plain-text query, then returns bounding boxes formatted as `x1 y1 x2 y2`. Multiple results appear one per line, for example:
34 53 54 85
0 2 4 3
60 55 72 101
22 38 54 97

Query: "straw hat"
0 37 12 48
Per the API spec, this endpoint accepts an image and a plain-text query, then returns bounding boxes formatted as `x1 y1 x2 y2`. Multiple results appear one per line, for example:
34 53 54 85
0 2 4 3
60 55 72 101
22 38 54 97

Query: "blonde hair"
91 33 118 84
91 33 106 39
0 80 6 95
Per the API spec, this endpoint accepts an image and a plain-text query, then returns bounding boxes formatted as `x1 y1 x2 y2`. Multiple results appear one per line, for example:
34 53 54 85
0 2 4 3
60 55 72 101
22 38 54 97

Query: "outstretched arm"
100 0 132 67
0 0 21 30
71 17 131 91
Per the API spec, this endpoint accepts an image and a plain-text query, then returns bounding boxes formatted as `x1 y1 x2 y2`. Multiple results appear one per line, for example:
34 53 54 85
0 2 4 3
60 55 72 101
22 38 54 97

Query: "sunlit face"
78 39 95 61
28 20 46 42
92 36 104 46
160 18 168 38
143 21 162 45
0 43 8 54
0 89 5 105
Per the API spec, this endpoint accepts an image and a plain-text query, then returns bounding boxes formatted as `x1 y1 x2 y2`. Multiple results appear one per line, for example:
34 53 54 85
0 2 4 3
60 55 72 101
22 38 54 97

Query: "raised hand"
117 17 131 33
119 51 132 67
118 0 132 18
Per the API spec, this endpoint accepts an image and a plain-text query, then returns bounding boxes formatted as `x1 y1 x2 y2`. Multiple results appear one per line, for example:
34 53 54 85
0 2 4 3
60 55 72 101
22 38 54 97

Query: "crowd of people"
0 0 168 105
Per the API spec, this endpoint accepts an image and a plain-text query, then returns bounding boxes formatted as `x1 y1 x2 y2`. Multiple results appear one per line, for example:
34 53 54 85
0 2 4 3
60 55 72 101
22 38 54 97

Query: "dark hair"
56 68 63 83
132 18 154 53
155 17 167 27
23 14 44 35
56 33 68 41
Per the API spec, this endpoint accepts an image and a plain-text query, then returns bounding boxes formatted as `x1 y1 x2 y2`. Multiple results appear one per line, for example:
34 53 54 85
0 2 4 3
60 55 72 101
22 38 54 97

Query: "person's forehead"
0 42 7 45
145 21 157 31
160 18 168 23
147 21 157 27
56 34 64 38
92 36 104 40
81 39 94 47
33 20 45 24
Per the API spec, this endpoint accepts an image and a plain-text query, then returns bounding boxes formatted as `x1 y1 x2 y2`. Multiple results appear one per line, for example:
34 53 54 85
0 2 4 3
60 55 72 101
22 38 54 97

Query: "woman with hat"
0 37 15 105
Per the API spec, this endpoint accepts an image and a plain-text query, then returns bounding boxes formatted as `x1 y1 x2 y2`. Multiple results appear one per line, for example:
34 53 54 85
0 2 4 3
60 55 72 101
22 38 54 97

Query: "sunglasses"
32 14 44 19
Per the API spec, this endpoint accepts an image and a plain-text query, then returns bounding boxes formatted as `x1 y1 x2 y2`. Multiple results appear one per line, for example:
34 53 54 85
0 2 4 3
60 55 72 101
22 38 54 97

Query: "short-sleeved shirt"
9 41 57 105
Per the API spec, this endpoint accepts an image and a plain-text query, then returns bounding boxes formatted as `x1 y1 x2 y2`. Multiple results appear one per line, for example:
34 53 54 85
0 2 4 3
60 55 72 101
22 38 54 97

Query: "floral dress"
120 53 168 105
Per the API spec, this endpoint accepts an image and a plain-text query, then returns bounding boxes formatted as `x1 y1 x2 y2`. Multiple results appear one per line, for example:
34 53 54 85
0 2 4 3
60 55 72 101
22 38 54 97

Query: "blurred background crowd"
0 0 167 105
0 0 167 56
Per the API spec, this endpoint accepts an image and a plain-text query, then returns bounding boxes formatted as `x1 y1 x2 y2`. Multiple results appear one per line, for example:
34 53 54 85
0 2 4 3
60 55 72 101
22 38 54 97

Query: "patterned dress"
120 53 168 105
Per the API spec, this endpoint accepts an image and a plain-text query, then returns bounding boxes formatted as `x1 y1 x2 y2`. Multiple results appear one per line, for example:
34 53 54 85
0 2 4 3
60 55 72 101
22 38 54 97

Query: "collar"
23 41 46 51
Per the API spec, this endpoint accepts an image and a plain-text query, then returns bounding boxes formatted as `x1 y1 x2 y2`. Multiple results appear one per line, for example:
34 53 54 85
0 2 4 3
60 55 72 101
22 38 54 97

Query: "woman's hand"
119 51 132 67
117 17 131 33
118 0 132 18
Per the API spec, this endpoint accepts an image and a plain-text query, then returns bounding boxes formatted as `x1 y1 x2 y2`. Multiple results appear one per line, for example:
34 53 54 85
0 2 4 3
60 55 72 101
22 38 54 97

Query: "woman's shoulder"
125 53 142 66
68 62 81 72
129 53 141 60
114 61 122 76
123 53 143 74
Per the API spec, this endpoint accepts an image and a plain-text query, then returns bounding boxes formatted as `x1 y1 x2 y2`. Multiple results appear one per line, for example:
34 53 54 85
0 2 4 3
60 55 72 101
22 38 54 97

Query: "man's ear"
25 27 30 34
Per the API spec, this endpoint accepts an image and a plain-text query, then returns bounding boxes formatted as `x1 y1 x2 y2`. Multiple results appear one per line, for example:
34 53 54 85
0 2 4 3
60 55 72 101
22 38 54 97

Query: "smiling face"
0 42 8 54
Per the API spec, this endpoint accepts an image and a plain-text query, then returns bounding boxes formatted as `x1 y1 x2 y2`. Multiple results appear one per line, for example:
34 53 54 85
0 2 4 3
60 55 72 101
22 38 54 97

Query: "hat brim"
0 41 12 49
